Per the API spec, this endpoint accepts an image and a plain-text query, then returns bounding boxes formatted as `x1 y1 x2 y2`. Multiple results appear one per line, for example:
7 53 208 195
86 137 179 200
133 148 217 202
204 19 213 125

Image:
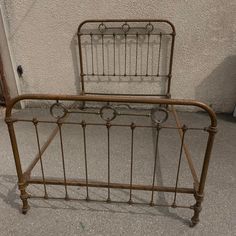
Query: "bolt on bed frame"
5 20 217 227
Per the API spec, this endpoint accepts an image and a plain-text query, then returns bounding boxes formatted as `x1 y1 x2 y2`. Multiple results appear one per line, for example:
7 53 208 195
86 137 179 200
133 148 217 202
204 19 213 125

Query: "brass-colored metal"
77 19 176 98
6 121 29 214
33 118 48 199
128 122 135 204
171 106 199 187
5 94 218 126
28 177 195 194
24 125 59 177
150 125 161 206
172 124 187 207
151 107 168 124
82 120 89 201
5 20 217 228
58 121 69 200
106 121 111 203
24 102 75 177
5 93 217 226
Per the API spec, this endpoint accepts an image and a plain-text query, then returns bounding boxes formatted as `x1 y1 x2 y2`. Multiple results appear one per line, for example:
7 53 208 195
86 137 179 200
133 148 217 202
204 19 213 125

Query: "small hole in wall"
17 65 23 77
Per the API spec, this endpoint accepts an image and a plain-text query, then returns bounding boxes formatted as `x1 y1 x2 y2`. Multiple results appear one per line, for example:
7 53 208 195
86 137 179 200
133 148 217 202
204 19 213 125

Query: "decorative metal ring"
122 23 130 33
98 23 107 33
50 102 68 119
145 23 154 33
151 107 168 124
100 105 117 121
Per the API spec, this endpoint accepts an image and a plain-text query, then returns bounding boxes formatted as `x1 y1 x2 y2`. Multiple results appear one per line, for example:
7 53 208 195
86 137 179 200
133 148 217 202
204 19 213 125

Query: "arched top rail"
77 19 176 35
6 94 217 127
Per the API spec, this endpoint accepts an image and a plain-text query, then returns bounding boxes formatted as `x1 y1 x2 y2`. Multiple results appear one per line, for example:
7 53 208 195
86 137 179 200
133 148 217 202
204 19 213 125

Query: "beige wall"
0 5 19 99
1 0 236 112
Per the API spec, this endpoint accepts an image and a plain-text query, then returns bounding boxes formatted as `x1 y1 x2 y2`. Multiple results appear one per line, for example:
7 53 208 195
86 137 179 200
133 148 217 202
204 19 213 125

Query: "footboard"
5 94 217 227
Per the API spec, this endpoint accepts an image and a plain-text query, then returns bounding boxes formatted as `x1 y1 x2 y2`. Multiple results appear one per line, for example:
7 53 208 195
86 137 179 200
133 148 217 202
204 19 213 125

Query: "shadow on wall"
195 55 236 113
70 35 81 94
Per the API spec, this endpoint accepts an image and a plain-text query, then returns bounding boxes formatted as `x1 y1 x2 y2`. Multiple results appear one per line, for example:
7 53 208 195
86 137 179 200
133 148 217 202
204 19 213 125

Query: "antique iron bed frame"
5 20 217 227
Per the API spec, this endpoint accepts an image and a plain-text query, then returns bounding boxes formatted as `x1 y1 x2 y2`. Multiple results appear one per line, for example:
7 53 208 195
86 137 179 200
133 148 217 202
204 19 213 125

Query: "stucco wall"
1 0 236 112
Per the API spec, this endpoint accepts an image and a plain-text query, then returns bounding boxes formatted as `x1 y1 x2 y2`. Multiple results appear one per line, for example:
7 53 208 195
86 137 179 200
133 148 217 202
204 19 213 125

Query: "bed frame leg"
6 120 30 214
19 183 30 214
190 192 203 227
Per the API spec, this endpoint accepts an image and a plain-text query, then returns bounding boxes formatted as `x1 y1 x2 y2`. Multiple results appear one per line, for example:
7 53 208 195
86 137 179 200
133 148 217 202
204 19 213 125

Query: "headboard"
77 19 175 98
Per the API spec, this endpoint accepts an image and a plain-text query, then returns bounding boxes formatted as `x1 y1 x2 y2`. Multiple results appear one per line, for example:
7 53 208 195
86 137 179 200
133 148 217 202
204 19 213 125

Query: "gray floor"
0 107 235 236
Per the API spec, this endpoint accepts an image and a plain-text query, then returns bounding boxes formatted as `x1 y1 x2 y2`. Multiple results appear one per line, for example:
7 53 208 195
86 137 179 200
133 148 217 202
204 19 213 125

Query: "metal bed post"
5 117 29 214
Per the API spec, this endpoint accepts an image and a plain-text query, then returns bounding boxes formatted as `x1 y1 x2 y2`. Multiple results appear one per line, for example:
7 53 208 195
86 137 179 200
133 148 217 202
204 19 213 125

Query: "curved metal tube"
5 94 217 127
77 19 176 35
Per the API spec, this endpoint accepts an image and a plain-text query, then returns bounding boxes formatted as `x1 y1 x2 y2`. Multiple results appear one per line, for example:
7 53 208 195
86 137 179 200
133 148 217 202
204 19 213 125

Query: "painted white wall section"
1 0 236 112
0 5 20 99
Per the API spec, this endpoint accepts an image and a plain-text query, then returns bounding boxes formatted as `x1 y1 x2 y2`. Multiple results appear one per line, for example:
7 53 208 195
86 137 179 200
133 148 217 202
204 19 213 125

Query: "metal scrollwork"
50 102 68 119
122 23 130 33
151 107 168 124
145 23 154 33
98 23 107 33
100 105 117 121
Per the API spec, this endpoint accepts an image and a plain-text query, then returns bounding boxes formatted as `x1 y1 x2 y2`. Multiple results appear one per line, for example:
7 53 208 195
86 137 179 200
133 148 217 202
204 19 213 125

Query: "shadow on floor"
0 175 19 211
0 173 191 226
216 113 236 123
195 55 236 113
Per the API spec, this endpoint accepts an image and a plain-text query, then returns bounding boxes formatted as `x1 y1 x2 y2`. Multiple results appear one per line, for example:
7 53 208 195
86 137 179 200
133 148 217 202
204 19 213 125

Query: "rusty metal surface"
5 93 217 227
77 19 175 98
5 20 217 228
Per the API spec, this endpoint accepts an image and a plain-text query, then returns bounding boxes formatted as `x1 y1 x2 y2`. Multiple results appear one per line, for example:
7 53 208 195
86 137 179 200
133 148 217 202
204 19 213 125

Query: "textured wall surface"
0 6 19 99
1 0 236 112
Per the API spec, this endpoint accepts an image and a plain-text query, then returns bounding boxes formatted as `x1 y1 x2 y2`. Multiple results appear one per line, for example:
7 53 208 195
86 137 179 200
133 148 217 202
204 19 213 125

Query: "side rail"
5 94 217 227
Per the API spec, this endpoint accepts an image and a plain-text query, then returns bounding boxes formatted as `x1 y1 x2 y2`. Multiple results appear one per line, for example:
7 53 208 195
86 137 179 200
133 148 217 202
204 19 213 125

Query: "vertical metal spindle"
77 32 85 93
90 33 94 75
157 33 162 76
113 33 116 76
106 122 111 202
146 33 150 76
128 123 135 204
33 118 48 199
124 33 127 76
82 120 89 201
101 33 105 75
150 124 161 206
167 33 176 94
172 125 187 207
135 33 139 76
58 122 69 200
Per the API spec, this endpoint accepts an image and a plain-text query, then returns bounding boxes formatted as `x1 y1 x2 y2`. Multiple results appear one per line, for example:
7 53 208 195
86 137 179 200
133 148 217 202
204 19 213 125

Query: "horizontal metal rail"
5 94 217 127
28 177 194 194
77 19 176 34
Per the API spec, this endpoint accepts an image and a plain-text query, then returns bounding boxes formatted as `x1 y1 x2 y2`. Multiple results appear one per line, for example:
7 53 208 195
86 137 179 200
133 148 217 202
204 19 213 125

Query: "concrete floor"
0 107 235 236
